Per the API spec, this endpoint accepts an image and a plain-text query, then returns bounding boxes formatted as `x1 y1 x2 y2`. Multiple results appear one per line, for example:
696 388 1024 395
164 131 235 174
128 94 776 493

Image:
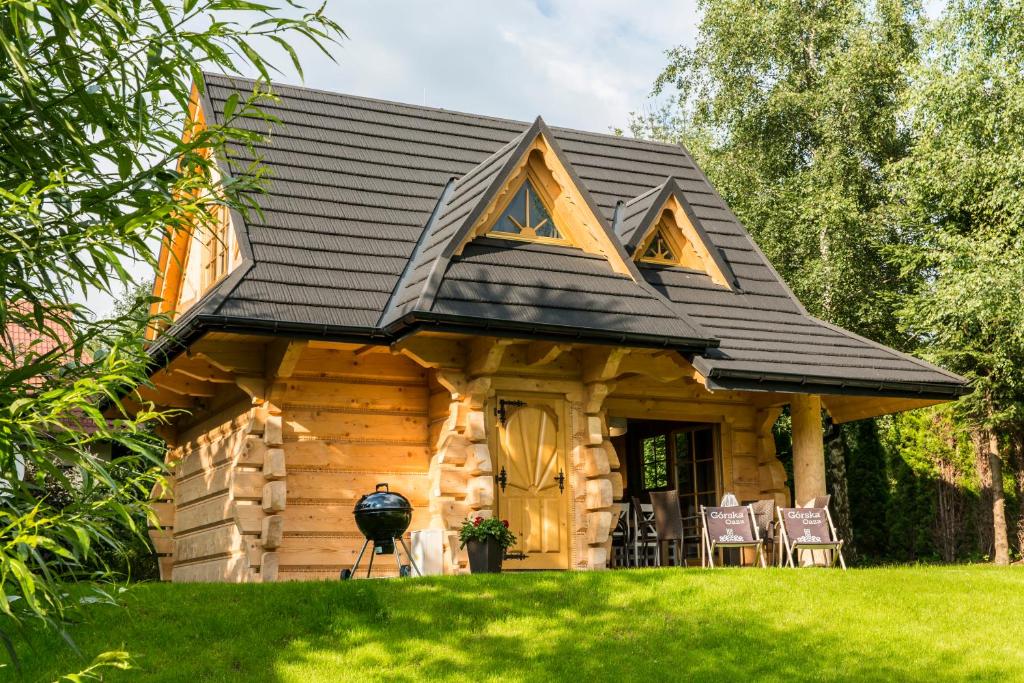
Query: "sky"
260 0 701 134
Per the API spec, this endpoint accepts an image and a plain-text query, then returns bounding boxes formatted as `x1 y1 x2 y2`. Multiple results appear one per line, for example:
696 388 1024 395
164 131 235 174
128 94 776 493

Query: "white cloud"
247 0 701 131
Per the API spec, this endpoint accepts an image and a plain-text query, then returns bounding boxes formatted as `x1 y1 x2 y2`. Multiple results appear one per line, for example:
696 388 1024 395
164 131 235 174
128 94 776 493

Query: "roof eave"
697 364 971 400
385 311 717 354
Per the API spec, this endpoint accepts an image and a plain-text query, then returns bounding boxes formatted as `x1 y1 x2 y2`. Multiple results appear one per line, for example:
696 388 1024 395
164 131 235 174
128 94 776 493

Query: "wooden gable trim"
149 84 206 337
635 195 734 290
458 132 633 276
624 178 738 291
148 80 248 338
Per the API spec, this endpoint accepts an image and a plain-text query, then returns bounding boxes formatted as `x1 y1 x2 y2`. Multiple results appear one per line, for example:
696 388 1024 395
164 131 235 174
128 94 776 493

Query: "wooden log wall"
272 347 432 580
159 397 260 582
149 333 792 580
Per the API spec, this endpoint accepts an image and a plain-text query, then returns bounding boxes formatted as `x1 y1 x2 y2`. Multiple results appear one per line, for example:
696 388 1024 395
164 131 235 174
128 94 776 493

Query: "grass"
11 566 1024 682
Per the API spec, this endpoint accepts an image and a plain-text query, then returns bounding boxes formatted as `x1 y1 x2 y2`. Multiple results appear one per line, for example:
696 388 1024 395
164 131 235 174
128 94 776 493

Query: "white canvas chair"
776 506 847 569
699 504 767 568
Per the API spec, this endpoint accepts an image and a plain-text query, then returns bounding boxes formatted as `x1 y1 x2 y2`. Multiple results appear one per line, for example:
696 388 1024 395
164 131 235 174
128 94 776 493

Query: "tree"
0 0 342 669
631 0 921 346
889 0 1024 565
631 0 923 548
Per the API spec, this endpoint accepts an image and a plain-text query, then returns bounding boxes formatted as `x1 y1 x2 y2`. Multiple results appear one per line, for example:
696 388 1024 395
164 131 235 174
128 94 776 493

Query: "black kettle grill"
341 483 421 580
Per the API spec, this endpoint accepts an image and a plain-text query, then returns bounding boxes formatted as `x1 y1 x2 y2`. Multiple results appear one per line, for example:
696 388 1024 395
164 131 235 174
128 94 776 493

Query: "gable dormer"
377 119 713 349
458 120 632 276
616 178 738 290
381 117 643 327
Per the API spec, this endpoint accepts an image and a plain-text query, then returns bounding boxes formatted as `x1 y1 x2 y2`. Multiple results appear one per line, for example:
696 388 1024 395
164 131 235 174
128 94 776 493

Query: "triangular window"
640 228 678 264
489 179 566 242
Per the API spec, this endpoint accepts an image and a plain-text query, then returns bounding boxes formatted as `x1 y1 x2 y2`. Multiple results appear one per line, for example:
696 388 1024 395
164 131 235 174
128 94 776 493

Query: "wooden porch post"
790 394 826 506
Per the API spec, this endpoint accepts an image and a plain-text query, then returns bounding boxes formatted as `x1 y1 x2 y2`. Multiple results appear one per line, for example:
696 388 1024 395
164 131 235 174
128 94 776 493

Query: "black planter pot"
466 538 503 573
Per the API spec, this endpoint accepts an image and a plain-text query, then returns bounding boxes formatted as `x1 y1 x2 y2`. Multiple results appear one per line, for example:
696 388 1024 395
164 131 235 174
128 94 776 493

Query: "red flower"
473 516 483 526
502 520 509 528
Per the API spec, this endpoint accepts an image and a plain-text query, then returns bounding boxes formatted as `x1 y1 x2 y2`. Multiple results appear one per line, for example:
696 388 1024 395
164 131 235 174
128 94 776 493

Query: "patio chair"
699 504 767 568
630 496 658 567
776 505 847 569
649 490 685 567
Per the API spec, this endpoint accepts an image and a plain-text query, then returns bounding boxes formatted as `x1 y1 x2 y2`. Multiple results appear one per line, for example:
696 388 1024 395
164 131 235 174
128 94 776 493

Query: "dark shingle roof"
159 72 968 398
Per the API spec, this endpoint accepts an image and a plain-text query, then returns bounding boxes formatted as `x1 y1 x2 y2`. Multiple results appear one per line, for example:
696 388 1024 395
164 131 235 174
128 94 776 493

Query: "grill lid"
354 483 413 514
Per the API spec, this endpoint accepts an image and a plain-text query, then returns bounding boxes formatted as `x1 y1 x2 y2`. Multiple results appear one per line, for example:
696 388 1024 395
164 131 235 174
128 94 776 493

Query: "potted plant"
459 516 516 573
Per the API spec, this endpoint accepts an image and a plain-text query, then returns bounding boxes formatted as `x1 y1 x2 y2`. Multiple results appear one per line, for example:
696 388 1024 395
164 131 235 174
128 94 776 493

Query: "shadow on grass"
18 567 1024 682
259 569 1018 682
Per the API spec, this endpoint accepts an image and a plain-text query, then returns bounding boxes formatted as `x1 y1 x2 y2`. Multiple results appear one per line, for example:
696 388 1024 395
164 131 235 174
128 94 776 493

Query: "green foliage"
13 569 1024 681
640 434 669 489
889 0 1024 427
631 0 921 346
842 420 891 560
458 516 517 550
636 0 1024 564
0 0 343 669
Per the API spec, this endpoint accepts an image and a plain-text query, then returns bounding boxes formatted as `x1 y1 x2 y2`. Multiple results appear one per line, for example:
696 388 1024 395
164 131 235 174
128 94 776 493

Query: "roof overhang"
144 308 717 379
697 364 971 401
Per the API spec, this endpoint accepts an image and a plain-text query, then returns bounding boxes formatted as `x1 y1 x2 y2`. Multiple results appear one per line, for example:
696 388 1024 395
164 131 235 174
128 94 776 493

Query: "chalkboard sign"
703 506 756 544
779 507 833 544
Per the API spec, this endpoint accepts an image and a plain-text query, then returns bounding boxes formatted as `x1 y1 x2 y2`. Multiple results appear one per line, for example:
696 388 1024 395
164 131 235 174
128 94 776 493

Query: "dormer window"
640 227 678 264
489 178 567 243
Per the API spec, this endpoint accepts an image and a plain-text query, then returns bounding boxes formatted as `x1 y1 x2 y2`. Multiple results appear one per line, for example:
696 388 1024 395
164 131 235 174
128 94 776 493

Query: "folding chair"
776 506 847 569
630 496 658 567
700 504 767 568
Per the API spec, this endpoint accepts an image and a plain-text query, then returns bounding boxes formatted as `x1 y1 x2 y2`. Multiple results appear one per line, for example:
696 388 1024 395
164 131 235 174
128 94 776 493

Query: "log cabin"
142 74 969 581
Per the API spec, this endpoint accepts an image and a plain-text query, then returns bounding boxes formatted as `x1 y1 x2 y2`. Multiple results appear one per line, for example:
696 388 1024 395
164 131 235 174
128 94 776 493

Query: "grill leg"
348 538 371 579
394 539 404 575
366 545 376 578
398 537 422 577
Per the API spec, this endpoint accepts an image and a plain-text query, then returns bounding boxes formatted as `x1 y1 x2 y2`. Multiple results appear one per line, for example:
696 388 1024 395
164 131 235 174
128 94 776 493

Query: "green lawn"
12 566 1024 682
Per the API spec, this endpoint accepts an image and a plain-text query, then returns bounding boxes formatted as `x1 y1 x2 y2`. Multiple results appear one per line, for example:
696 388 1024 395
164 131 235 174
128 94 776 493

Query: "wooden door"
494 395 569 570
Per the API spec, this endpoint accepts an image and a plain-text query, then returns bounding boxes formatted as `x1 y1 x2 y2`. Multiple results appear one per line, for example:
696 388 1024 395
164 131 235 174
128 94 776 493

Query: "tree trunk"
933 456 963 563
824 419 855 562
971 427 995 557
1012 432 1024 558
932 413 963 562
972 426 1010 565
988 430 1010 566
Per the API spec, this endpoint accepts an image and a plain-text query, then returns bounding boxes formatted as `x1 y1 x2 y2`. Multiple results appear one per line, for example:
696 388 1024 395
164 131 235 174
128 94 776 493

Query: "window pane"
642 229 676 262
490 180 565 240
641 434 669 490
674 431 692 493
681 495 697 518
694 428 714 458
492 184 526 234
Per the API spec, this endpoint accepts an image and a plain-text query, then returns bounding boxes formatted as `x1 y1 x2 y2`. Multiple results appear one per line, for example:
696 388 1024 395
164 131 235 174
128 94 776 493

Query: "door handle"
555 469 565 493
